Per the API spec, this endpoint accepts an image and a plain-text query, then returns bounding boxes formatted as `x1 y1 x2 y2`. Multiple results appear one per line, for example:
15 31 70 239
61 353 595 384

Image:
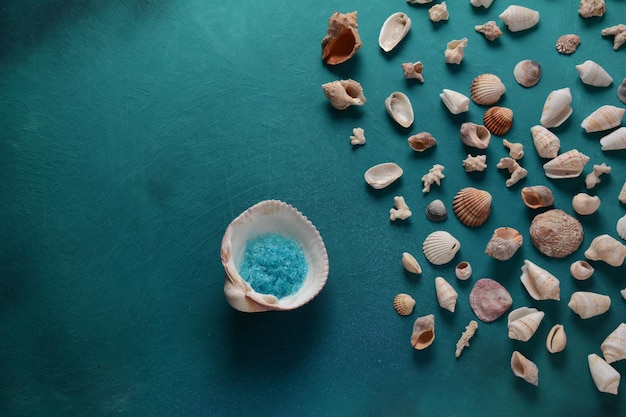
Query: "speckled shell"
321 11 362 65
572 193 601 215
393 293 416 316
402 252 422 274
508 307 545 342
411 314 435 350
588 353 620 395
520 260 560 301
322 79 366 110
568 291 611 319
584 234 626 266
379 12 411 52
521 185 554 209
455 261 472 280
511 351 539 386
530 125 561 159
499 5 540 32
483 106 513 136
485 227 523 261
556 34 581 54
453 187 492 227
576 60 613 87
422 231 461 265
581 105 625 133
469 278 512 322
543 149 589 179
529 209 584 258
570 260 594 280
385 92 414 128
618 78 626 105
408 132 437 152
364 162 403 189
435 277 458 312
617 215 626 240
459 122 491 149
426 199 448 222
540 87 573 128
546 324 567 353
514 60 542 87
600 127 626 151
470 74 506 105
601 323 626 364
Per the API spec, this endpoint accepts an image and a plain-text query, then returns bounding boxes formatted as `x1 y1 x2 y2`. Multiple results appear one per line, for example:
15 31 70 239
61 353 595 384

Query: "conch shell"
511 351 539 386
499 5 540 32
601 323 626 364
385 92 414 128
379 12 411 52
530 125 560 159
444 38 468 64
521 185 554 209
322 79 366 110
600 127 626 151
576 60 613 87
485 227 523 261
581 105 625 133
422 231 461 265
546 324 567 353
508 307 545 342
321 11 362 65
520 260 560 301
588 353 620 395
568 291 611 319
584 234 626 266
435 276 458 312
540 87 573 128
460 122 491 149
411 314 435 350
542 149 589 179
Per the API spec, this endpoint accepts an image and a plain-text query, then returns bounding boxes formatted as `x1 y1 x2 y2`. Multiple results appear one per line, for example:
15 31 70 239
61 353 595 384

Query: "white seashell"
540 87 573 128
588 353 620 395
455 261 472 280
429 2 449 23
600 127 626 151
511 351 539 386
462 154 487 172
379 12 412 52
322 79 367 110
581 105 625 133
221 200 329 312
390 196 412 221
572 193 601 215
619 78 626 105
546 324 567 353
499 5 540 32
402 252 422 274
444 38 468 64
543 149 589 179
411 314 435 350
460 122 491 149
520 260 560 301
508 307 545 342
440 89 470 114
621 182 626 204
601 323 626 364
365 162 403 189
622 288 626 300
470 74 506 105
576 60 613 87
617 215 626 240
513 60 542 88
471 0 494 8
530 125 561 159
568 291 611 319
423 231 461 265
435 276 458 312
570 260 594 280
385 92 414 128
584 234 626 266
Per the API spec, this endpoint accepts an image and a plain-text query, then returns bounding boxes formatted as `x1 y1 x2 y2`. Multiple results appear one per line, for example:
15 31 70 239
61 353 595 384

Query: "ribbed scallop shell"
601 323 626 364
576 60 613 87
411 314 435 350
521 185 554 209
470 73 506 105
393 293 416 316
385 92 414 128
570 260 594 280
600 127 626 151
546 324 567 353
483 106 513 136
588 353 620 395
514 60 541 87
453 187 492 227
364 162 403 189
499 5 540 32
507 307 545 342
520 260 560 301
426 199 447 222
435 276 458 312
422 231 461 265
530 125 561 159
540 87 573 128
581 105 625 133
568 291 611 319
543 149 590 179
511 351 539 386
379 12 411 52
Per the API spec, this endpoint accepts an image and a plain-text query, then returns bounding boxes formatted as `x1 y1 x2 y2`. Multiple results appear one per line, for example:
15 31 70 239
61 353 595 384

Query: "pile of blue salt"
238 232 308 298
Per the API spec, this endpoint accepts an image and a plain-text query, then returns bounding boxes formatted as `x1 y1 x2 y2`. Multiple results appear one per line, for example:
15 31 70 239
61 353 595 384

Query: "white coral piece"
421 164 445 193
462 154 487 172
390 196 412 221
350 127 366 146
585 163 611 189
497 157 528 187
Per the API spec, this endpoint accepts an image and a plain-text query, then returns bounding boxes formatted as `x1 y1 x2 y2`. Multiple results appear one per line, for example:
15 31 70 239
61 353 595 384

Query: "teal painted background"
1 0 625 415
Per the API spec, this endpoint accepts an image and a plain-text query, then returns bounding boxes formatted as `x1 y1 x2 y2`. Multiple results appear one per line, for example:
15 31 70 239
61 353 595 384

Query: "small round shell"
408 132 437 152
556 34 581 54
422 231 461 265
426 199 448 222
521 185 554 209
483 106 513 136
402 252 422 274
411 314 435 350
470 73 506 105
513 60 541 87
364 162 403 189
570 260 594 280
572 193 601 215
529 209 584 258
455 261 472 280
469 278 512 322
546 324 567 353
394 293 416 316
453 187 493 227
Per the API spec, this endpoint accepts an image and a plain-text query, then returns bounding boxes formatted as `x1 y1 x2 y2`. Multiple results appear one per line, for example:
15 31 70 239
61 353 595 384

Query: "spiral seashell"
322 79 366 110
439 89 470 114
459 122 491 149
543 149 589 179
425 199 447 222
508 307 545 342
570 260 594 280
579 0 606 18
469 278 512 322
618 78 626 105
520 260 560 301
470 74 506 105
568 291 611 319
485 227 523 261
444 38 468 65
521 185 554 209
540 87 573 128
584 234 626 266
483 106 513 136
555 34 581 55
530 125 560 159
581 105 625 133
402 252 422 274
499 5 540 32
511 351 539 386
435 276 458 312
588 353 620 395
529 209 584 258
576 60 613 87
601 323 626 364
475 20 502 41
429 2 449 23
379 12 411 52
321 11 362 65
617 215 626 241
572 193 601 215
411 314 435 350
455 261 472 280
600 127 626 151
408 132 437 152
422 231 461 265
546 324 567 353
385 92 414 128
453 187 492 227
393 293 416 316
364 162 403 189
402 61 424 82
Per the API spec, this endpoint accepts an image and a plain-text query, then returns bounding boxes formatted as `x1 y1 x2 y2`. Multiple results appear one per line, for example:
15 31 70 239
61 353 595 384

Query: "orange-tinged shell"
511 351 539 386
470 73 506 105
453 187 492 227
484 106 513 136
485 227 523 261
393 293 416 316
321 11 362 65
408 132 437 152
411 314 435 350
521 185 554 209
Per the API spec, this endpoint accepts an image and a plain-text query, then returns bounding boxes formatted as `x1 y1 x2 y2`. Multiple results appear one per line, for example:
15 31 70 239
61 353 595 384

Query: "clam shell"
455 261 472 280
511 351 539 386
568 291 611 319
444 37 468 65
521 185 554 209
411 314 435 350
402 252 422 274
470 74 506 105
529 209 584 258
546 324 567 353
618 78 626 105
499 5 540 32
425 199 448 222
459 122 491 149
570 260 594 280
601 323 626 364
469 278 512 322
364 162 403 189
581 105 625 133
408 132 437 152
221 200 329 312
453 187 492 227
540 87 573 128
422 231 461 265
617 214 626 240
485 227 523 261
520 260 560 301
584 234 626 266
530 125 560 159
475 20 502 41
514 60 541 87
393 293 416 316
321 11 362 65
322 79 366 110
483 106 513 136
579 0 606 18
543 149 590 179
576 60 613 87
600 126 626 151
508 307 545 342
435 276 458 312
385 92 414 128
588 353 620 395
379 12 411 52
555 34 581 55
572 193 601 215
440 89 470 114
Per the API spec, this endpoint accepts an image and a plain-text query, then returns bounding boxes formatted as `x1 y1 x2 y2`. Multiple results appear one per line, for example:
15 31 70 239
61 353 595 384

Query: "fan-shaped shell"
411 314 435 350
568 291 611 319
499 5 540 32
514 60 542 87
422 231 461 265
540 87 573 128
402 252 422 274
379 12 411 52
440 89 470 114
511 351 539 386
570 260 594 280
584 234 626 266
576 60 613 87
508 307 545 341
521 185 554 209
470 73 506 105
408 132 437 152
459 122 491 149
435 276 458 312
484 106 513 136
453 187 492 227
617 214 626 240
426 199 447 222
529 209 584 258
469 278 512 322
385 92 414 128
546 324 567 353
581 105 625 133
321 11 362 65
455 261 472 280
543 149 590 179
364 162 403 189
530 125 560 159
485 227 523 261
600 126 626 151
393 293 416 316
589 354 620 395
520 260 560 301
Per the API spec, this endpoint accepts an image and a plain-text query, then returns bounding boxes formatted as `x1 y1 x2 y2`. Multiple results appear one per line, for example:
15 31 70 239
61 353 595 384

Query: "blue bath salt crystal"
238 232 308 299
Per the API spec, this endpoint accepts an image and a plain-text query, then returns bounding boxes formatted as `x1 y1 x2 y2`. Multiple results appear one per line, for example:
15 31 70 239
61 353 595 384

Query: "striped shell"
568 291 611 319
483 106 513 136
581 105 625 133
470 73 506 105
435 276 458 312
530 125 560 159
422 231 461 265
576 60 613 87
543 149 590 179
601 323 626 364
393 293 416 316
513 60 541 87
520 260 560 301
508 307 545 342
453 187 492 227
426 199 448 222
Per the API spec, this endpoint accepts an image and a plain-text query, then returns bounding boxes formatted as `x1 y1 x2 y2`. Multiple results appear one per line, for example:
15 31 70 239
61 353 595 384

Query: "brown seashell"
411 314 435 350
521 185 554 209
321 11 362 65
394 293 416 316
485 227 523 261
529 209 584 258
556 34 581 54
511 351 539 386
408 132 437 152
470 73 506 105
453 187 493 227
469 278 513 322
513 60 542 88
483 106 513 136
475 20 502 41
459 122 491 149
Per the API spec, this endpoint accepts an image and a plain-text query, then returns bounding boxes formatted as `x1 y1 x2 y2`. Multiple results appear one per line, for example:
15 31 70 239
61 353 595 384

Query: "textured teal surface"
1 0 626 416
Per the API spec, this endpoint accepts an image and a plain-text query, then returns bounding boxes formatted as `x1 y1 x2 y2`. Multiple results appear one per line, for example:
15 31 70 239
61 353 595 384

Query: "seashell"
601 24 626 51
485 227 523 261
511 351 539 386
444 38 468 65
471 0 494 8
617 215 626 240
542 149 590 179
508 307 545 342
402 252 422 274
455 261 472 280
540 87 573 128
546 324 567 353
390 196 412 221
364 162 403 189
581 105 625 133
470 74 506 106
584 234 626 266
422 231 461 265
408 132 437 152
393 293 416 316
499 5 540 32
321 11 362 65
576 60 613 87
435 276 458 312
385 92 414 128
588 353 620 395
469 278 513 322
459 122 491 149
453 187 492 227
529 209 584 258
411 314 435 350
600 127 626 151
520 259 560 301
521 185 554 209
572 193 601 215
349 127 366 146
407 0 433 4
585 163 611 189
475 20 502 41
570 260 594 280
618 78 626 105
379 12 411 52
440 89 470 114
322 79 366 110
484 106 513 136
621 182 626 204
455 320 478 358
462 154 487 172
555 34 581 55
402 61 424 82
568 291 611 319
530 125 561 159
497 157 528 187
429 2 449 23
421 164 445 193
622 289 626 300
579 0 606 18
514 60 541 87
601 323 626 364
425 199 447 222
221 200 329 312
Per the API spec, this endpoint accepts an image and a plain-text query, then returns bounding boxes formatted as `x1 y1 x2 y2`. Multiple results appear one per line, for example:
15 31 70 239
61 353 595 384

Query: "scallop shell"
475 20 502 41
521 185 554 209
520 260 560 301
411 314 435 350
546 324 567 353
485 227 523 261
444 38 468 65
435 276 458 312
540 87 573 128
617 215 626 240
459 122 491 149
379 12 411 52
572 193 601 215
422 231 461 265
453 187 492 227
600 127 626 151
543 149 589 179
321 11 362 65
601 323 626 364
581 105 625 133
484 106 513 136
530 125 561 159
385 92 414 128
579 0 606 18
514 60 542 88
576 60 613 87
393 293 416 316
508 307 545 342
588 353 620 395
455 261 472 280
555 34 581 55
322 79 367 110
570 260 594 280
618 78 626 105
568 291 611 319
425 199 447 222
584 234 626 267
402 252 422 274
408 132 437 152
529 209 584 258
440 89 470 114
511 351 539 386
364 162 403 189
470 74 506 105
499 5 540 32
469 278 512 322
221 200 329 312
